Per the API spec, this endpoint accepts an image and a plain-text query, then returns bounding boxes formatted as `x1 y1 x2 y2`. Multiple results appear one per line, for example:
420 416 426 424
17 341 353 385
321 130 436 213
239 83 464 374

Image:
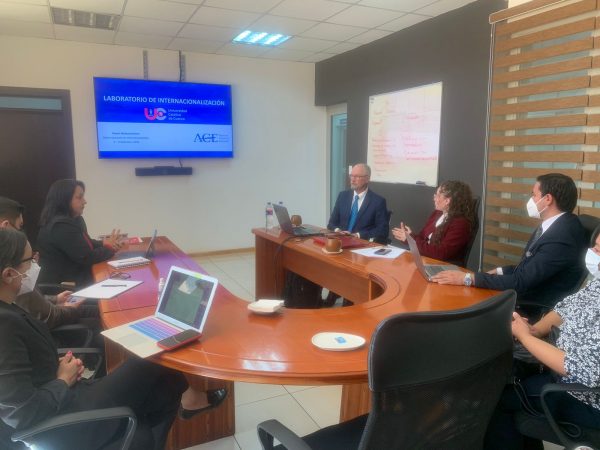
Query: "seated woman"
37 179 122 287
0 229 226 450
392 180 476 266
484 245 600 449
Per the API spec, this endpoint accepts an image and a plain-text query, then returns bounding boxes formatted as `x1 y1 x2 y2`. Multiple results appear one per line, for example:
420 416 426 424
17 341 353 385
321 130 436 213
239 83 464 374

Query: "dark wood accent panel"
582 171 600 182
492 76 589 100
579 206 600 217
491 96 588 115
484 239 525 256
495 38 593 68
490 114 587 131
493 57 591 84
581 188 600 201
485 224 532 242
490 0 571 23
487 181 531 193
488 151 583 162
486 196 527 209
494 17 595 51
489 133 585 146
487 167 582 179
486 211 539 228
584 152 600 163
494 0 596 35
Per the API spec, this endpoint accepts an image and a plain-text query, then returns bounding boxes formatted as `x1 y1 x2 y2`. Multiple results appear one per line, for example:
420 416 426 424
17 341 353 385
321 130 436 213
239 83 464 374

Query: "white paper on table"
72 280 143 299
351 246 406 259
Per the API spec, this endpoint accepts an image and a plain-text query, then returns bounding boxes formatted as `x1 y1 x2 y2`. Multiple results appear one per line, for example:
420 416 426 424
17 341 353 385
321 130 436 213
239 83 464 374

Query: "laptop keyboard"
129 317 180 340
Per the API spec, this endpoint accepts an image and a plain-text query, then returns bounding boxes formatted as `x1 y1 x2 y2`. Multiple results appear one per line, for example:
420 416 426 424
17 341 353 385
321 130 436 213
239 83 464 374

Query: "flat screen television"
93 77 233 159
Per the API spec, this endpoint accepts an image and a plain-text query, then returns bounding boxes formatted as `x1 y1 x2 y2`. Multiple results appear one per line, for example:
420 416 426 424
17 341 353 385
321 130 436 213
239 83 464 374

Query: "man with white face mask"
0 196 92 329
432 173 587 320
585 226 600 280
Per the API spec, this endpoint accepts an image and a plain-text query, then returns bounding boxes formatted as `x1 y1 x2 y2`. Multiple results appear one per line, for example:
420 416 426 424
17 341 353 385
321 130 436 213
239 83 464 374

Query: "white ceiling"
0 0 478 63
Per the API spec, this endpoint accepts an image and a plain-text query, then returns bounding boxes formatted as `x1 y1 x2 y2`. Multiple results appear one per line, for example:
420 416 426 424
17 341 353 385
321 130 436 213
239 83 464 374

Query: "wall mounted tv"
93 77 233 159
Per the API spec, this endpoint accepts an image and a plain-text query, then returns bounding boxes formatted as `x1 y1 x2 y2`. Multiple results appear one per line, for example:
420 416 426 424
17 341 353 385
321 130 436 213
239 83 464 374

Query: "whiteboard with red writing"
367 82 442 186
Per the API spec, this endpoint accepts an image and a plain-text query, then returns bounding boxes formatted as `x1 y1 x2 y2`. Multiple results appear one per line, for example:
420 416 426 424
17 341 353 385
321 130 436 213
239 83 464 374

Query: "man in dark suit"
328 163 389 244
432 173 587 319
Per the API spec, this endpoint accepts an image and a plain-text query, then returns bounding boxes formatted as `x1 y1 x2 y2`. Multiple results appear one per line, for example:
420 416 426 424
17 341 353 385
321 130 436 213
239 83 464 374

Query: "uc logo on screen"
144 108 167 121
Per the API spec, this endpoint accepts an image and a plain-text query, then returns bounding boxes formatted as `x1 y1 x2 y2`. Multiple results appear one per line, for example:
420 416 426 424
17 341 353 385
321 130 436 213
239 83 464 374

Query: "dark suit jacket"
413 210 471 266
475 213 587 311
37 215 114 287
328 189 389 243
14 289 80 329
0 301 72 431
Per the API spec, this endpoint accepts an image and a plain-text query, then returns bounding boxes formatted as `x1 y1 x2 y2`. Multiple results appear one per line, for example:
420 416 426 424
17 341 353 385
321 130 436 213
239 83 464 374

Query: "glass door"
327 104 347 214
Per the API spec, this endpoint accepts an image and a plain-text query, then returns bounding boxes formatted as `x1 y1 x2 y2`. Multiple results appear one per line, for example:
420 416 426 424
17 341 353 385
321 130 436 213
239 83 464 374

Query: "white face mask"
585 248 600 279
17 261 40 296
526 196 546 219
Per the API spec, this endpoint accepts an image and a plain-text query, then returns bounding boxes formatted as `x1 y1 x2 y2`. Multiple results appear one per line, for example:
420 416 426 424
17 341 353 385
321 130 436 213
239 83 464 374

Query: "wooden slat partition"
484 0 600 269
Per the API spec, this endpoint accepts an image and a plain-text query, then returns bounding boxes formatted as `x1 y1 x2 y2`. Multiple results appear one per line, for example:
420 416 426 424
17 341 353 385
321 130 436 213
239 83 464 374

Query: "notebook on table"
272 204 323 236
101 266 218 358
406 234 458 281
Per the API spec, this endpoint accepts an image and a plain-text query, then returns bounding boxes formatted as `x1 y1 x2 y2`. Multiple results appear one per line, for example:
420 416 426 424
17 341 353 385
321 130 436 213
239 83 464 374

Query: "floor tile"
235 394 319 435
184 435 240 450
283 385 316 393
233 428 264 450
291 386 342 428
235 382 288 406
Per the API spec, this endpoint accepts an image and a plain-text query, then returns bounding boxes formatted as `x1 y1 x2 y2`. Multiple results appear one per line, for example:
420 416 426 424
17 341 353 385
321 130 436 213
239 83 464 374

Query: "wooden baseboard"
188 247 255 258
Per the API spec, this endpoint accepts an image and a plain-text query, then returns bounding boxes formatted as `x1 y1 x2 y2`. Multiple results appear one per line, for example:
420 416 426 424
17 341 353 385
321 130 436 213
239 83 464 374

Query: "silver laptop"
101 266 218 358
114 229 158 260
406 234 458 281
272 203 322 236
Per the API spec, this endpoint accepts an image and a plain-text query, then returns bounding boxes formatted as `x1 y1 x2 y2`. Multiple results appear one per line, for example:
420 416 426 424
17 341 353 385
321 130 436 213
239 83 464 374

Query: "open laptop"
113 230 157 260
272 203 323 236
406 234 458 281
101 266 218 358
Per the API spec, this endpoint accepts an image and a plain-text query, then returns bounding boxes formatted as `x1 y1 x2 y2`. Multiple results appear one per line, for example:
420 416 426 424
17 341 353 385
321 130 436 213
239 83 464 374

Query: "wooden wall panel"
485 0 600 268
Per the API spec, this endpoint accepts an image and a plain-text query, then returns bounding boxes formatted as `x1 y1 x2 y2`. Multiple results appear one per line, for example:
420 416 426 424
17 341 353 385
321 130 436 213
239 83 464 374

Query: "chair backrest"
359 290 516 450
578 214 600 247
462 196 481 267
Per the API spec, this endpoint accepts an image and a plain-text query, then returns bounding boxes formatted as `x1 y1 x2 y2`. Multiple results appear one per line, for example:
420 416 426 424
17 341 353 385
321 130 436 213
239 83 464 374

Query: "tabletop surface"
97 232 499 385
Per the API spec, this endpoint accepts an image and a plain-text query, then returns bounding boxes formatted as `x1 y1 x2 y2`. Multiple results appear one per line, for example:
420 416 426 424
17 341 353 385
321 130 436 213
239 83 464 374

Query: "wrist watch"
463 272 473 287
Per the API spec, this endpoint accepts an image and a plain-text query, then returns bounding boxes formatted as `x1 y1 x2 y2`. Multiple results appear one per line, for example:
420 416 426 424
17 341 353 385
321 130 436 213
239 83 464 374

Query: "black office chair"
462 196 481 268
257 290 516 450
515 384 600 449
369 210 393 245
11 407 137 450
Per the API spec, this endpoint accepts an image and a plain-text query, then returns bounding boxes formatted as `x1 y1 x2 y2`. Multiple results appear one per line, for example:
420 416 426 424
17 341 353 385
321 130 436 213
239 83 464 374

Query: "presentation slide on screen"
366 82 442 186
94 78 233 157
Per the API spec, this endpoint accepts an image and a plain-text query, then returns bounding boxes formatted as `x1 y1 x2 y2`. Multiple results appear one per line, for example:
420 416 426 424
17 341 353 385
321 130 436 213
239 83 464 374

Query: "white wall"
0 36 327 252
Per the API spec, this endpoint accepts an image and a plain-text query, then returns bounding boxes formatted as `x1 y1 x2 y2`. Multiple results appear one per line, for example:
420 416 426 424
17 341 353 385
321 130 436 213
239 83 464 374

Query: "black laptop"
272 204 322 237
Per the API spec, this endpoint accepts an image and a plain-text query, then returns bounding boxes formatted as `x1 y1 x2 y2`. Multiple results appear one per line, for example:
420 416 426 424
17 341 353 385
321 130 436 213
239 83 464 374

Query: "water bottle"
265 202 275 230
157 277 165 301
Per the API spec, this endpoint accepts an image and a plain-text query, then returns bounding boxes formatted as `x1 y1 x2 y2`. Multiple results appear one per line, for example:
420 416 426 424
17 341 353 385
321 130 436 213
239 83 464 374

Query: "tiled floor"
187 250 563 450
188 251 342 450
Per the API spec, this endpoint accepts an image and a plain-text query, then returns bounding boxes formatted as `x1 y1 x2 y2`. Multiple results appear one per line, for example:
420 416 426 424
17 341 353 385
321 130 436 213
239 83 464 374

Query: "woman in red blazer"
392 180 476 266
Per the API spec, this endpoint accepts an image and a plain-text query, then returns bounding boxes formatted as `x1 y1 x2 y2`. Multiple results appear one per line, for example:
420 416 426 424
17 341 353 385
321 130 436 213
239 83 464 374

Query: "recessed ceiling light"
233 30 290 47
51 7 120 30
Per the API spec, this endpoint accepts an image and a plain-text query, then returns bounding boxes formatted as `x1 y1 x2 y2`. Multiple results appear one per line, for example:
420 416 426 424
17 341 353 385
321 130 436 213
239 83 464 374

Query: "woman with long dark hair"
0 228 226 449
37 179 121 287
392 180 476 266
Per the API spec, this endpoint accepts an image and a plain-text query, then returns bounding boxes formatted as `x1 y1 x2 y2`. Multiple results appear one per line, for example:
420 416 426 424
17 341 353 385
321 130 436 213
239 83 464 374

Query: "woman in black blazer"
37 179 122 287
0 229 225 450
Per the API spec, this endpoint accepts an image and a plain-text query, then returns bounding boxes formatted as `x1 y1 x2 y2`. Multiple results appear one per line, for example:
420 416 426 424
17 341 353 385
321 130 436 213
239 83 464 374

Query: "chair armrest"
540 383 600 448
52 323 93 347
257 420 312 450
12 407 136 449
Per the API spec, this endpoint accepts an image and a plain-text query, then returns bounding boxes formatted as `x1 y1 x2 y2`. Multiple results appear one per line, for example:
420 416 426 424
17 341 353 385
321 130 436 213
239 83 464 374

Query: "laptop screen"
156 267 218 331
145 229 158 258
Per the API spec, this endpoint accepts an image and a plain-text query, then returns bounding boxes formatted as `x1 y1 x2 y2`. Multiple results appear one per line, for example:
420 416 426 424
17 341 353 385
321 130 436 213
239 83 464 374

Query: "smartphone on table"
157 329 201 351
374 248 392 255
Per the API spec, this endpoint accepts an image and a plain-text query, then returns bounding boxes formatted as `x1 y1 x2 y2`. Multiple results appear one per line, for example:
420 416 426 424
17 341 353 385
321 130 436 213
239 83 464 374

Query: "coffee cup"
325 237 342 253
290 215 302 226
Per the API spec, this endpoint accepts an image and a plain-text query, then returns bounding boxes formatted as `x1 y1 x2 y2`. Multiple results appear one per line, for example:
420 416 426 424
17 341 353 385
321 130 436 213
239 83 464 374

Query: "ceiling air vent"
51 7 120 30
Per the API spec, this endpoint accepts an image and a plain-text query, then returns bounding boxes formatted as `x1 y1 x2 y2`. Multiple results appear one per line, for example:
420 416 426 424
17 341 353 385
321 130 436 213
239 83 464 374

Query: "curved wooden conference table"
96 229 499 449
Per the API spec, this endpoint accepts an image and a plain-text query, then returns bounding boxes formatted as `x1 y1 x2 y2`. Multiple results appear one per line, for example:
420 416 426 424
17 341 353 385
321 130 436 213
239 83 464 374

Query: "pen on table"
101 284 127 287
